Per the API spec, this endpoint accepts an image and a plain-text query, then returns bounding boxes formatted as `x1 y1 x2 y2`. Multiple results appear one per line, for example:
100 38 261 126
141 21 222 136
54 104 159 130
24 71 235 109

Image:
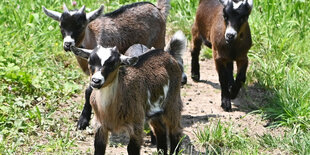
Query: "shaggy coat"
70 31 186 155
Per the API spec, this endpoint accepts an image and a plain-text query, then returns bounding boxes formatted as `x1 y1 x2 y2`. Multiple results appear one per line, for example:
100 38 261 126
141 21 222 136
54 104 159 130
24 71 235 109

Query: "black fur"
127 138 141 155
94 127 106 155
77 86 93 130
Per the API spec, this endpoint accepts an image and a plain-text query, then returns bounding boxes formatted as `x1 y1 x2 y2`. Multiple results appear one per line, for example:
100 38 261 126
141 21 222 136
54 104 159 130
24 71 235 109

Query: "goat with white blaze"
70 31 186 155
190 0 253 111
43 0 173 130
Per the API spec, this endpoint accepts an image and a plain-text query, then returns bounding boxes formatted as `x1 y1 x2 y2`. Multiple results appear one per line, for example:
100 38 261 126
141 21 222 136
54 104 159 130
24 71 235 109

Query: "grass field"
0 0 309 154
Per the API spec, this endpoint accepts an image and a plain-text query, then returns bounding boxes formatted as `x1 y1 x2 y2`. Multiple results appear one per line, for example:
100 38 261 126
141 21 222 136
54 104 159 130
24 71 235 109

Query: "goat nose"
64 42 72 47
92 78 101 84
226 33 235 40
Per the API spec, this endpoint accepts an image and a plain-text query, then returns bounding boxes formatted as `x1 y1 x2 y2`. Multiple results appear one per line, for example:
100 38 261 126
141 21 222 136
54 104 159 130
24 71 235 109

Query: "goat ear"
111 46 119 53
86 5 104 23
63 4 69 13
219 0 229 6
70 46 92 60
246 0 253 10
42 6 61 21
78 5 85 14
120 55 139 66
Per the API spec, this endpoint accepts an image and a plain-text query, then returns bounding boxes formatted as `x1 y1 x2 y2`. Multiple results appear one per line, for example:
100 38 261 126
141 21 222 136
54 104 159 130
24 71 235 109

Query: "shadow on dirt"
182 114 222 128
198 79 221 90
231 83 270 113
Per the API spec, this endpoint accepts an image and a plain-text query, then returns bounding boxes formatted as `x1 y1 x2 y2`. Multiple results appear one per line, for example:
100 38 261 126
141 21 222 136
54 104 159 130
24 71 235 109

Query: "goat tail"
157 0 171 21
165 30 187 64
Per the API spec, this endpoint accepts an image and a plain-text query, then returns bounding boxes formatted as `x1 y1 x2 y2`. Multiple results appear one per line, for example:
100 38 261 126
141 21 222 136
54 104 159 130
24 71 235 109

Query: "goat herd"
43 0 253 154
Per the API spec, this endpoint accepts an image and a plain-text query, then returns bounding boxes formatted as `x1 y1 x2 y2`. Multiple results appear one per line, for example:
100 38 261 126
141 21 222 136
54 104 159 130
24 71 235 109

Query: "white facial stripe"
233 1 244 9
96 46 113 65
63 36 75 45
69 11 78 16
92 71 105 83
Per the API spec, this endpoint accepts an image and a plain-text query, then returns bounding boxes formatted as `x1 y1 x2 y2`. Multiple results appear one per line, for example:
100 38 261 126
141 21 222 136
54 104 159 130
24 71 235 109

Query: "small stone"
197 92 200 95
209 100 213 103
201 110 205 113
186 102 189 105
188 98 192 101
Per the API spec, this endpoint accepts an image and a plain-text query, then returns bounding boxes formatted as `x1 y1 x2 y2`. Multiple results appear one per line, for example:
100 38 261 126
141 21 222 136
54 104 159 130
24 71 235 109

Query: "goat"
190 0 253 111
43 0 171 130
70 31 186 155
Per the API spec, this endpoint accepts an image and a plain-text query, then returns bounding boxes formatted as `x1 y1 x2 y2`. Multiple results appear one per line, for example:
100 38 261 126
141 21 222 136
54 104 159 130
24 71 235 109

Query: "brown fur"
91 50 183 154
77 2 168 74
190 0 252 111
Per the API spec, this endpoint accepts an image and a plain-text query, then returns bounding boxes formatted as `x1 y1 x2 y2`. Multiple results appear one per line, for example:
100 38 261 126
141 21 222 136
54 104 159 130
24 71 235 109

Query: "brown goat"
43 1 170 130
43 1 169 74
190 0 253 111
70 31 186 154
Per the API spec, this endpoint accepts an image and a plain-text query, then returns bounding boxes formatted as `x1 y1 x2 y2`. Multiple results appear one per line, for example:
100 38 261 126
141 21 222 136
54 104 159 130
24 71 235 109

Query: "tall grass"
248 0 310 129
0 0 104 153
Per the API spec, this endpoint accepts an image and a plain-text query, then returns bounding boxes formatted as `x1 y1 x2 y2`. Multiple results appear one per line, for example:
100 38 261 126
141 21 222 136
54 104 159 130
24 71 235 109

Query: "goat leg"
216 59 232 112
169 128 182 155
150 118 168 155
94 126 108 155
77 86 93 130
150 130 157 145
127 124 143 155
190 31 202 82
227 62 234 89
231 59 248 99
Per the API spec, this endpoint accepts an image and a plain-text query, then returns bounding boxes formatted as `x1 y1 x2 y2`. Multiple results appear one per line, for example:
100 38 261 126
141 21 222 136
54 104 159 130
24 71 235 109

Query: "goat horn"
42 6 61 21
63 3 69 13
78 5 85 13
86 5 104 22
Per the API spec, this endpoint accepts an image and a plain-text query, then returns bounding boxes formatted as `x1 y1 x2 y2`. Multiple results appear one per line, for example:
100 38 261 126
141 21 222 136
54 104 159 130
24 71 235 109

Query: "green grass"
194 120 260 154
248 0 310 130
0 0 309 154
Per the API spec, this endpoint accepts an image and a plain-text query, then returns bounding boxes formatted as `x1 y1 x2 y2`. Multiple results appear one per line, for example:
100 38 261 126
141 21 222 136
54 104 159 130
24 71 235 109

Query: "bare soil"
70 46 284 155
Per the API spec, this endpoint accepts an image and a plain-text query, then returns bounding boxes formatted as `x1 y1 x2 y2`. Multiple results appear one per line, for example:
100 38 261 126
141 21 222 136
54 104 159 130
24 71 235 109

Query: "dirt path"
72 46 282 154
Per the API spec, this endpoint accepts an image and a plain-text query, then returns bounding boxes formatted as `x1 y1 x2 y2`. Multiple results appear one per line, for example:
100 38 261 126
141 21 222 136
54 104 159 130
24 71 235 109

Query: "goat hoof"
221 98 232 112
77 115 90 130
191 74 200 82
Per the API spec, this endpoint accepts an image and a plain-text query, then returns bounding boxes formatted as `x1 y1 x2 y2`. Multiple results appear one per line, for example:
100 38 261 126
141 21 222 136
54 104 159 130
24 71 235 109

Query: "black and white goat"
70 31 186 155
43 0 171 130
